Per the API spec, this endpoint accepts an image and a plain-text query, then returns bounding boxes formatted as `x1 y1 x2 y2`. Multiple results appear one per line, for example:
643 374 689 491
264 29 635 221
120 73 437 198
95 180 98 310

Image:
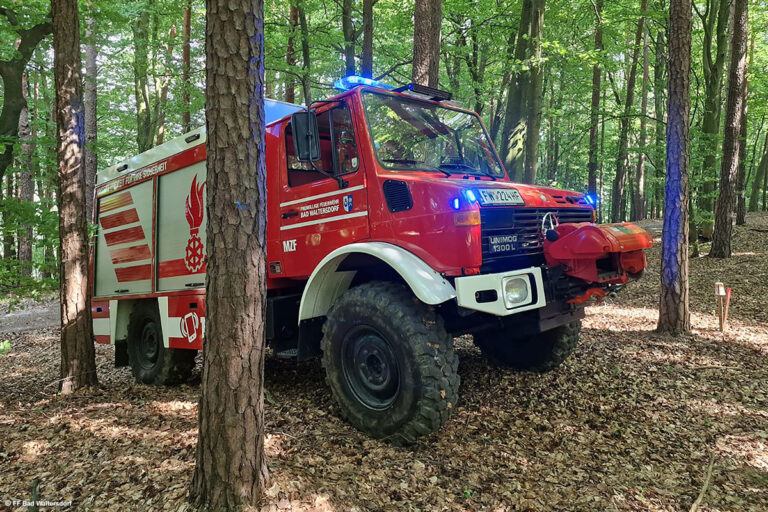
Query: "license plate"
488 234 517 254
477 188 525 206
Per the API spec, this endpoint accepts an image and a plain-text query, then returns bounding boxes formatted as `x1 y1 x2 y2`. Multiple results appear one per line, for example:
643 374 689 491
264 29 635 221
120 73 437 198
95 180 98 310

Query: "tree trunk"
190 0 269 507
698 0 730 214
633 26 649 220
4 173 16 261
658 0 691 334
587 0 603 196
498 0 533 181
182 0 192 132
0 10 52 182
342 0 355 76
361 0 374 78
610 0 646 222
653 1 666 219
84 12 98 222
132 2 154 152
412 0 442 87
285 4 297 103
710 0 748 258
18 69 34 278
52 0 98 393
749 132 768 211
297 0 311 104
522 0 545 184
155 24 177 145
735 33 753 225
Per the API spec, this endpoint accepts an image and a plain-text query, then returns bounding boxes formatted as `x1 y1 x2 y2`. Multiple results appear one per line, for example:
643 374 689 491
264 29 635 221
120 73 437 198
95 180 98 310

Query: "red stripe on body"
115 264 152 282
105 226 145 246
169 336 203 350
110 245 152 264
158 258 206 278
100 192 133 213
92 301 110 319
168 296 206 317
100 209 139 229
94 335 111 345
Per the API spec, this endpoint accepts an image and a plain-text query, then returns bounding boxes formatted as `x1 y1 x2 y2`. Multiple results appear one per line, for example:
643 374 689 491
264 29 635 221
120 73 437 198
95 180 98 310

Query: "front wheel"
127 302 196 385
473 321 581 372
321 282 460 445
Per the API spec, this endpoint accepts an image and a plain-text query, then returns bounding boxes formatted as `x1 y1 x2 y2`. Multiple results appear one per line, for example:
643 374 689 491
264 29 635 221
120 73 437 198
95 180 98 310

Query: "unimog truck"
91 77 653 444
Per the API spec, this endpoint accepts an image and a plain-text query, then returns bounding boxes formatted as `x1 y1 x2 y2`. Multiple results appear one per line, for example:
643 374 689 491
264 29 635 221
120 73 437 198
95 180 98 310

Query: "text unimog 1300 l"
91 78 653 444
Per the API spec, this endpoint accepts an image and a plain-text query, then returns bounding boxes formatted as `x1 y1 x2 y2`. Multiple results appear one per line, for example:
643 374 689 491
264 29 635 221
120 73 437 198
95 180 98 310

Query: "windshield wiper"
439 161 497 181
383 158 451 177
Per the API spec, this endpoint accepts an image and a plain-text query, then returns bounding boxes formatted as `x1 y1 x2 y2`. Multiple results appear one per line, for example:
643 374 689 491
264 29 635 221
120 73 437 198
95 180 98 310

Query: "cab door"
278 101 369 278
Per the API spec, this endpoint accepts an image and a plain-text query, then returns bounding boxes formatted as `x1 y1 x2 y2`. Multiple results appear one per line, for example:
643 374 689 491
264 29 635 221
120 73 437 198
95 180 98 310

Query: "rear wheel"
321 282 459 445
127 302 196 385
473 321 581 372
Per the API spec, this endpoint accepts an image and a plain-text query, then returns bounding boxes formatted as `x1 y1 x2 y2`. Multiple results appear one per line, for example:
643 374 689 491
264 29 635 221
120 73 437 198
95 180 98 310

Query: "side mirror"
291 111 320 162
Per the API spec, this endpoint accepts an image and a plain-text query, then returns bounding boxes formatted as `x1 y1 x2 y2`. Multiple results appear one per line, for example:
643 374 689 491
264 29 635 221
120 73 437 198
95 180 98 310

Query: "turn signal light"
454 211 481 226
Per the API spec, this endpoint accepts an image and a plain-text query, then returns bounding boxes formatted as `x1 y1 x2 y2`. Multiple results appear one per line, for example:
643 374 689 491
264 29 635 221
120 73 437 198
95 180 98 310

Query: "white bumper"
454 267 547 316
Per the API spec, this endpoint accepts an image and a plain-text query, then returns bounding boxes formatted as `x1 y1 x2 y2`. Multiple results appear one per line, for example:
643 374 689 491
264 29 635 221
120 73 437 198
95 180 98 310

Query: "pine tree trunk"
710 0 748 258
653 2 666 219
749 132 768 211
84 12 98 222
190 0 268 507
611 0 646 222
52 0 98 393
587 0 603 196
361 0 374 78
132 2 154 152
658 0 691 334
633 27 649 220
735 33 753 225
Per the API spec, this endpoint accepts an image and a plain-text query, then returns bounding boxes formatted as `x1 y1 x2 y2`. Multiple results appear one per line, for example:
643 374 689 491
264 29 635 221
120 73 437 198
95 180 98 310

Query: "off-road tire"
321 282 460 445
127 302 196 385
473 321 581 372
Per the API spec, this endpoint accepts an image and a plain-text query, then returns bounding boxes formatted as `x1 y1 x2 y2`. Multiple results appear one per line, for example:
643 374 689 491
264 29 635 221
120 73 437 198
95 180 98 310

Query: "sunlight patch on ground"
21 439 49 462
716 433 768 471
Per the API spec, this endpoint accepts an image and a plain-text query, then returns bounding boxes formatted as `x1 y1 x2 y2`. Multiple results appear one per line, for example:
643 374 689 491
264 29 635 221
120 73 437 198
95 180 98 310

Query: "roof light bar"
334 75 394 91
393 83 452 102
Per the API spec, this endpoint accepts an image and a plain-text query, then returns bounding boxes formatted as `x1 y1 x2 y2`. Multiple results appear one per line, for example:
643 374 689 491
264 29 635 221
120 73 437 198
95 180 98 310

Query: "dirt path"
0 298 59 335
1 214 767 511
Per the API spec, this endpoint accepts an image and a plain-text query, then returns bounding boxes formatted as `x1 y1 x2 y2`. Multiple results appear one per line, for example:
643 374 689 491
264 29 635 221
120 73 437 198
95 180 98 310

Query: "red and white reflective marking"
158 295 205 350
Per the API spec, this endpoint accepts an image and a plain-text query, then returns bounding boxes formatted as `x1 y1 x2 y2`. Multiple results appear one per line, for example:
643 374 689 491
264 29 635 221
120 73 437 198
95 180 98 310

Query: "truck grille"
480 207 594 270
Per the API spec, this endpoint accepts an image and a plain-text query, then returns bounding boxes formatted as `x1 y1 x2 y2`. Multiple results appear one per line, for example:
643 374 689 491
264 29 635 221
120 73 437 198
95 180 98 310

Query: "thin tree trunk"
587 0 603 196
52 0 98 393
658 0 691 334
18 69 34 278
698 0 730 214
735 33 753 225
190 0 268 507
749 132 768 211
710 0 748 258
361 0 374 78
633 26 650 220
4 174 16 260
84 11 97 222
297 0 311 104
285 4 297 103
653 2 666 219
132 1 154 152
342 0 355 76
182 0 192 132
155 24 177 145
611 0 647 222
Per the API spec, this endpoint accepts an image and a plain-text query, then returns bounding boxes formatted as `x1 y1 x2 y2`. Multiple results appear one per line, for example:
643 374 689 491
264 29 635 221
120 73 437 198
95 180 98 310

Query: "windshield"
362 91 505 178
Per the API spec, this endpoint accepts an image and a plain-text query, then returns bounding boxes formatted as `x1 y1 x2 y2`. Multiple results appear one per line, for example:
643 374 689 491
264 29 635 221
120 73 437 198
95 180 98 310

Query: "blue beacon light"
334 75 394 91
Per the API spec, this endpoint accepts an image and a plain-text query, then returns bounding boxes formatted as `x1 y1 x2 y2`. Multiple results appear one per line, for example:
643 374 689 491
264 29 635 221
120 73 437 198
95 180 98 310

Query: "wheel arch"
298 242 457 323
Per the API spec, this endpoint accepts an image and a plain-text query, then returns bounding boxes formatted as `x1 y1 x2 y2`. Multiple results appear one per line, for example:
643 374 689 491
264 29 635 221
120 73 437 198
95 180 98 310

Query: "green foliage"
0 340 10 355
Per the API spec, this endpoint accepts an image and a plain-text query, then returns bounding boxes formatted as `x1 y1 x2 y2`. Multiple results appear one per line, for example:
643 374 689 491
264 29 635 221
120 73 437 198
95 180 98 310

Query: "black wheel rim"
139 321 160 370
341 326 400 410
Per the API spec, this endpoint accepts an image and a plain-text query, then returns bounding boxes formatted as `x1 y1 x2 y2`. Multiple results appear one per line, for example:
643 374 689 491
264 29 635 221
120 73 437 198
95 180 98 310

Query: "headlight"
503 277 530 308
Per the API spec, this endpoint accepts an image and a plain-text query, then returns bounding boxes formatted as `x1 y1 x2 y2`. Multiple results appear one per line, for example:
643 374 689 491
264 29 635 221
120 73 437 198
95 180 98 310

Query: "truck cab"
91 78 652 444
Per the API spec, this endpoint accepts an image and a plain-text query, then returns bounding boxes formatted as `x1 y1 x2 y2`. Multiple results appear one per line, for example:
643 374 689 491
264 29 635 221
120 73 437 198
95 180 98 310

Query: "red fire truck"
91 78 652 444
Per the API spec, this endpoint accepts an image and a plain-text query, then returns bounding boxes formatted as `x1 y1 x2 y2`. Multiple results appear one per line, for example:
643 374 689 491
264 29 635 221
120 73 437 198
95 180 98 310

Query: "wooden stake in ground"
190 0 269 508
715 282 732 332
52 0 97 393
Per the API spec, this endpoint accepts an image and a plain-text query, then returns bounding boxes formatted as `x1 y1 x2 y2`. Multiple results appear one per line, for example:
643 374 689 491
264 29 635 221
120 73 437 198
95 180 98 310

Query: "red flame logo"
185 175 206 234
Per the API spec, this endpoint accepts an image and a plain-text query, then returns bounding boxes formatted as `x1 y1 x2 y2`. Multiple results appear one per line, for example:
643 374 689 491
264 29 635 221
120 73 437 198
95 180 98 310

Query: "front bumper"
454 266 546 316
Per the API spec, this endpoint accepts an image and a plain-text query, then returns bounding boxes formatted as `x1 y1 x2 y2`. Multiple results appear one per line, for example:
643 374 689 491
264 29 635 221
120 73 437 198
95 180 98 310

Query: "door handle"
282 211 298 219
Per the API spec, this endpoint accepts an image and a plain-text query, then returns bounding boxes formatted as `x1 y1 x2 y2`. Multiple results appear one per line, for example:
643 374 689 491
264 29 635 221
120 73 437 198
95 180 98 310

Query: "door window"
285 103 359 187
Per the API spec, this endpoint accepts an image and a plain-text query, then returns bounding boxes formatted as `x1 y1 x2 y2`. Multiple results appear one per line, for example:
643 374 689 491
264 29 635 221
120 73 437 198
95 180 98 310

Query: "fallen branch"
690 453 715 512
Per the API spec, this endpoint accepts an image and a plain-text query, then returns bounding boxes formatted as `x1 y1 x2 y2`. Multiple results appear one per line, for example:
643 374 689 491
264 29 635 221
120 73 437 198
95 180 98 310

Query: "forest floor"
1 214 767 512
